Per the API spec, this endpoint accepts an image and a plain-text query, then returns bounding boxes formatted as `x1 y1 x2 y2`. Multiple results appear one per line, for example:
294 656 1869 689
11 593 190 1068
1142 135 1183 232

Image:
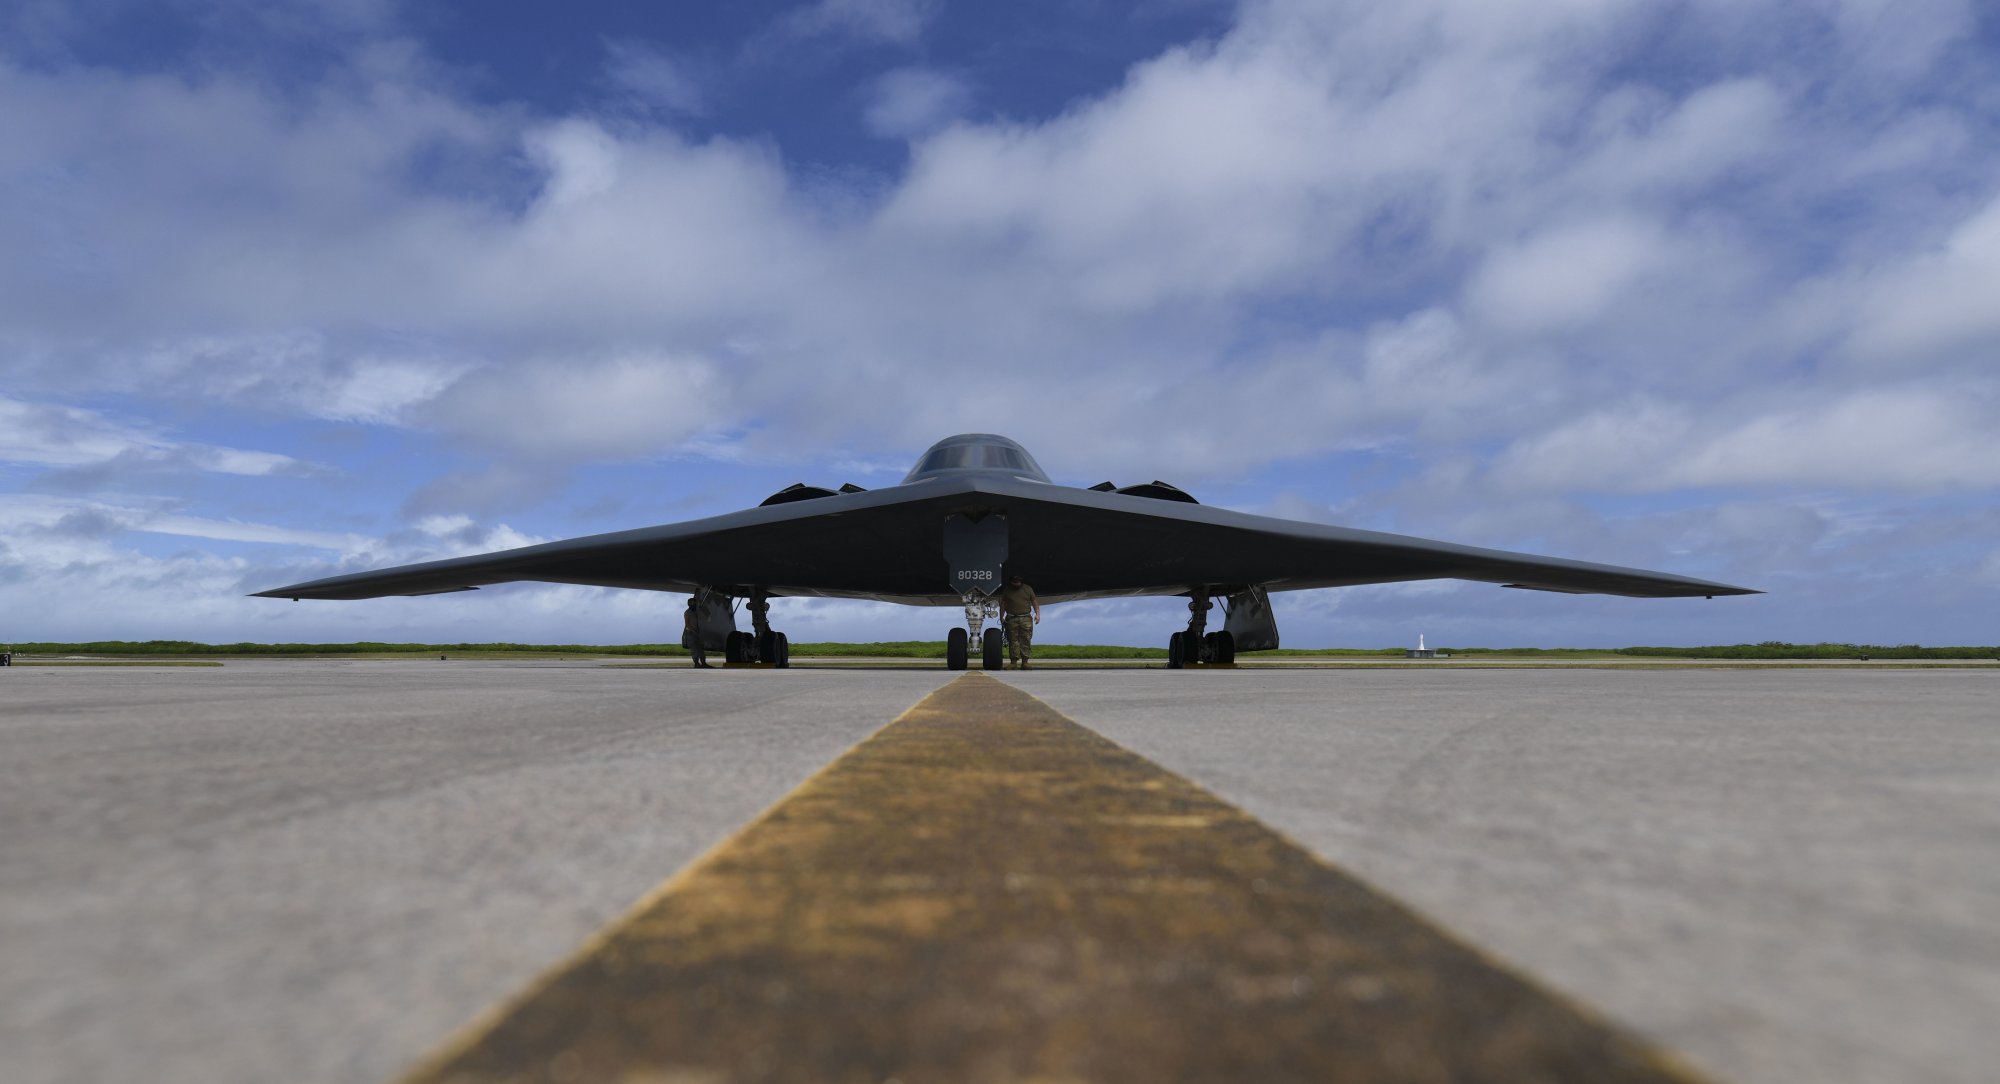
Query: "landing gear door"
694 591 738 652
1223 586 1279 652
943 513 1008 598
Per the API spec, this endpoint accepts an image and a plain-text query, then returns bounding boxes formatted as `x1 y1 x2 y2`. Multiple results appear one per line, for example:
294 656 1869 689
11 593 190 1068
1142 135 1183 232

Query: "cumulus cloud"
4 0 2000 643
423 352 727 460
1492 383 2000 494
1843 194 2000 366
7 0 1995 487
863 67 971 139
1467 217 1676 333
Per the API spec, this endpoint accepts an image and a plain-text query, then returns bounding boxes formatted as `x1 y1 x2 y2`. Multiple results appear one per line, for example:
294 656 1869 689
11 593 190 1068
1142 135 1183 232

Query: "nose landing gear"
949 595 1006 670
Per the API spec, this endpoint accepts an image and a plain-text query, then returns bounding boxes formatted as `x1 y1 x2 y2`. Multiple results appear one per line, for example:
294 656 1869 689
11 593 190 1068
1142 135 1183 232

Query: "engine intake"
760 482 868 507
1090 480 1200 504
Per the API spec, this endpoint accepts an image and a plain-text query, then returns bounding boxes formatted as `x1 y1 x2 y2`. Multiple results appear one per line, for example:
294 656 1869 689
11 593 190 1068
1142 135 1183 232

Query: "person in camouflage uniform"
683 597 712 668
994 574 1040 669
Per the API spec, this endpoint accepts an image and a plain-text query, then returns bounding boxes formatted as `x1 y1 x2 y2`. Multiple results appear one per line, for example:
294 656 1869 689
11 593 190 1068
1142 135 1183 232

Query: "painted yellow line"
400 674 1710 1084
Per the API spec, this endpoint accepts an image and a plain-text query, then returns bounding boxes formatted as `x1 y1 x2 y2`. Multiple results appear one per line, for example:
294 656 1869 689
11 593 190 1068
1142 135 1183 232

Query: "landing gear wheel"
947 627 969 670
724 630 749 664
982 627 1003 670
1202 630 1236 665
1167 631 1187 669
772 632 790 668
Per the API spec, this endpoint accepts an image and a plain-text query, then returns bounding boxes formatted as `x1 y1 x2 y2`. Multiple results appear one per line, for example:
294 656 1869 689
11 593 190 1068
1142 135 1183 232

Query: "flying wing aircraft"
255 433 1757 669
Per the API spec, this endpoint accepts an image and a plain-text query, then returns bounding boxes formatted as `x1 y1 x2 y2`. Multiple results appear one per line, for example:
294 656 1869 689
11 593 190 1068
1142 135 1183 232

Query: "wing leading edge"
254 473 1756 604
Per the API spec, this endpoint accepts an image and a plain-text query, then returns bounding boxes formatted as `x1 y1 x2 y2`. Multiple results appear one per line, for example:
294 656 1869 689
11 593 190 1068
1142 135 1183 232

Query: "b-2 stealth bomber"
256 433 1757 669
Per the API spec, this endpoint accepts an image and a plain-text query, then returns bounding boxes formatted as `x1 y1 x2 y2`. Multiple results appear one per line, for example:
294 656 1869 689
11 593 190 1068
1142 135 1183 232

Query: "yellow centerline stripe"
399 673 1711 1084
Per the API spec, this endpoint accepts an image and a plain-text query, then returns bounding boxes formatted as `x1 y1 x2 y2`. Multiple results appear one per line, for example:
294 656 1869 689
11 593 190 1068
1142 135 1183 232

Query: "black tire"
1213 630 1235 664
757 630 776 664
947 627 969 670
773 632 790 668
724 631 747 664
982 627 1003 670
1167 631 1186 669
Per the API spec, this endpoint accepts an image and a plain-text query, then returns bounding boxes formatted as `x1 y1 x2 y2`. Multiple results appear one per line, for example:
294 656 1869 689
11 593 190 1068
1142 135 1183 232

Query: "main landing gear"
722 630 790 667
948 594 1005 671
1166 592 1235 668
703 590 790 667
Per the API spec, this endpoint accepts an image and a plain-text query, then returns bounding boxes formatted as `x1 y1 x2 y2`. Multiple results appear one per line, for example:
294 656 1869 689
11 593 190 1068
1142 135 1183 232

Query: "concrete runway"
2 661 1995 1084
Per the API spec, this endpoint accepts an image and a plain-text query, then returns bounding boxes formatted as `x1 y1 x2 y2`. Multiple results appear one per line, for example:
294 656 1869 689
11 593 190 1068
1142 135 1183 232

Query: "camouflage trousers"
1004 614 1034 663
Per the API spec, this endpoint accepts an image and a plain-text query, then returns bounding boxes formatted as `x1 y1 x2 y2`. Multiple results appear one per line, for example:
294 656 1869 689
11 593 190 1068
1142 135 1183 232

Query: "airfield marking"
399 674 1709 1084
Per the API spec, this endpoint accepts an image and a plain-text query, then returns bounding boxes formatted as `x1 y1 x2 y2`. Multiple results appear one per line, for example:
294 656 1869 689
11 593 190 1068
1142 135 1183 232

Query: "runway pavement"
2 660 1994 1084
1030 668 2000 1084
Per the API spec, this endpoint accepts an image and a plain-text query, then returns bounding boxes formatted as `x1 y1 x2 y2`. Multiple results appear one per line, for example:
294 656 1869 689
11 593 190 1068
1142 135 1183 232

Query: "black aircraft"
255 433 1757 669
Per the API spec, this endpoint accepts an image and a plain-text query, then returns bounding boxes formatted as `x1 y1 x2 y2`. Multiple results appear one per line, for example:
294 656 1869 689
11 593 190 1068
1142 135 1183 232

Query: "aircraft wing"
254 475 1756 604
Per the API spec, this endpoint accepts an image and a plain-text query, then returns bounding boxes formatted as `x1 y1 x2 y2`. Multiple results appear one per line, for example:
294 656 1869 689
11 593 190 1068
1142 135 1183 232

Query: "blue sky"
3 0 1997 648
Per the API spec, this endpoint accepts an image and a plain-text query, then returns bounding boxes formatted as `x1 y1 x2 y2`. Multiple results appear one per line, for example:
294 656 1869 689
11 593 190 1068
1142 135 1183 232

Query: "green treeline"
4 639 1994 659
6 640 688 656
2 639 1154 659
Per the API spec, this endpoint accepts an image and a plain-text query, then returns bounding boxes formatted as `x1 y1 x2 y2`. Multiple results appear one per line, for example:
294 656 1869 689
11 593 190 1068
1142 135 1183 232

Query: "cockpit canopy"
903 434 1051 483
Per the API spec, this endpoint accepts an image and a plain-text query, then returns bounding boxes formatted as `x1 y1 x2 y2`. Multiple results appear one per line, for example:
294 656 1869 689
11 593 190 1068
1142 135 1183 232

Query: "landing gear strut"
1167 591 1234 668
747 593 790 668
715 590 790 667
951 593 1004 670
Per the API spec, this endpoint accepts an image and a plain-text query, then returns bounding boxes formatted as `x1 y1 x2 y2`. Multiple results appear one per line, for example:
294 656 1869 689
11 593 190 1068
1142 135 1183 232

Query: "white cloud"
1467 217 1675 333
1492 384 2000 494
863 67 970 139
1669 386 2000 491
524 119 626 210
5 0 1992 490
1825 0 1975 79
423 352 727 460
4 0 2000 647
0 395 309 476
1570 78 1790 196
1490 398 1696 493
320 355 472 424
409 514 548 556
0 397 165 467
0 494 361 549
880 39 1358 311
1844 194 2000 365
782 0 937 45
601 39 706 116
